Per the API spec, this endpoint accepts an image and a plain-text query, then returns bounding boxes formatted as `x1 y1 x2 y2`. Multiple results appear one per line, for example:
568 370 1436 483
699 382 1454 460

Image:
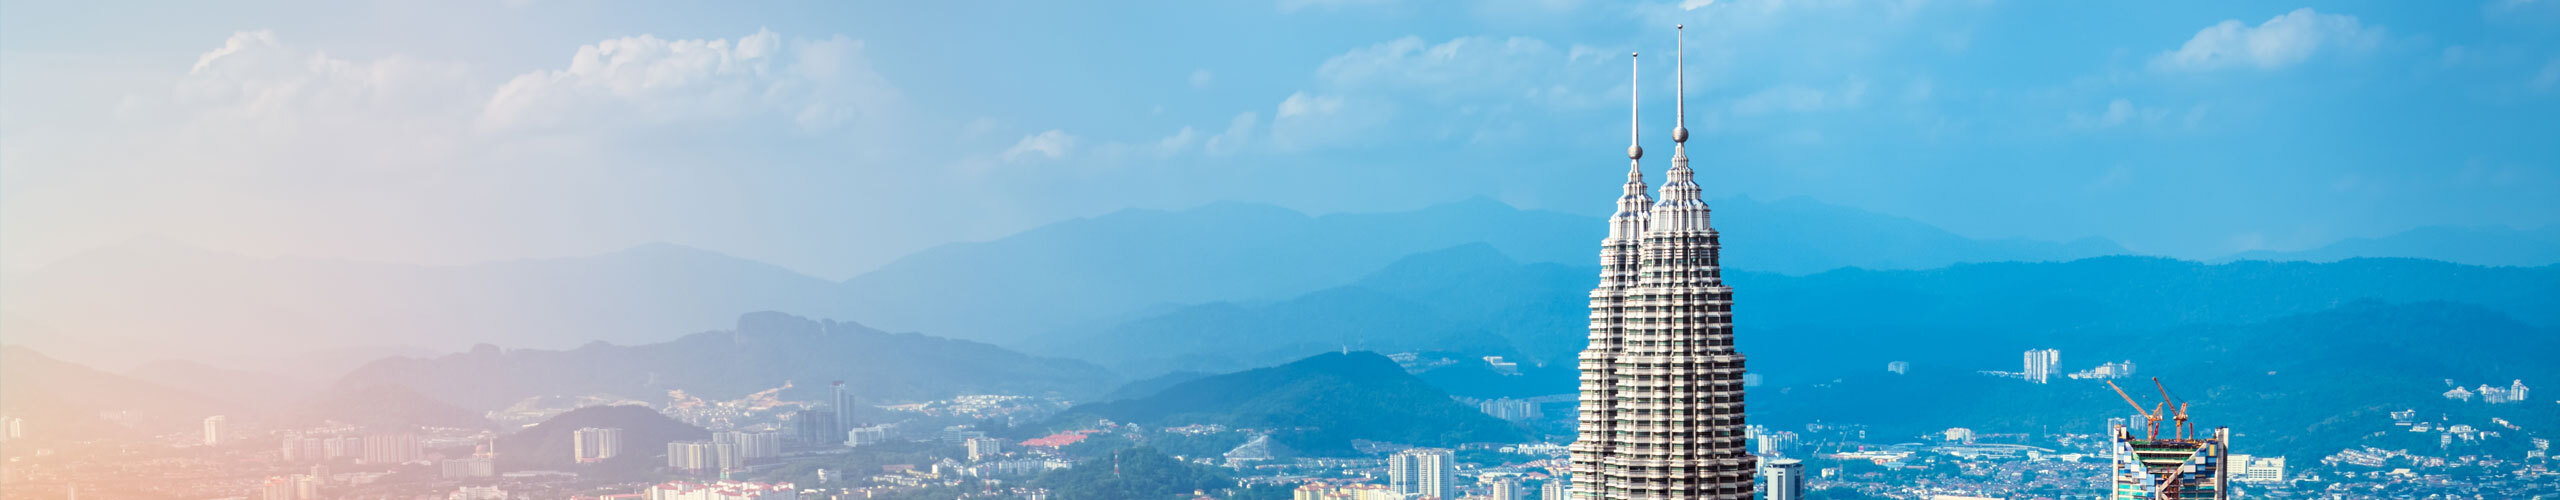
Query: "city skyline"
2 2 2555 499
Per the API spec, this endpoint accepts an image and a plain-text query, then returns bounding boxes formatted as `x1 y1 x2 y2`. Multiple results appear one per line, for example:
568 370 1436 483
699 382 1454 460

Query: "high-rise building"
1 415 23 442
1541 480 1568 500
2023 349 2060 384
833 380 855 431
715 430 782 462
666 440 739 472
574 427 623 463
966 437 1005 461
1389 448 1455 499
2227 454 2285 484
845 425 891 448
362 433 421 465
1760 458 1805 500
1490 478 1522 500
1479 398 1542 421
1570 26 1755 500
441 457 495 478
793 409 841 447
203 415 227 446
2108 423 2231 499
258 474 320 500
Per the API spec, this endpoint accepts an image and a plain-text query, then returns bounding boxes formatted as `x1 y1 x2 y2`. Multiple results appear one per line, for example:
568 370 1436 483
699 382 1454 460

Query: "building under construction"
2105 378 2231 500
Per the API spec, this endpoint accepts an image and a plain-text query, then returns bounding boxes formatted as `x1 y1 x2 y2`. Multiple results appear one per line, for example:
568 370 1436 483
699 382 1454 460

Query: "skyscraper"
1541 480 1568 500
2108 423 2231 499
1761 458 1805 500
203 415 226 446
1389 448 1455 499
1571 25 1756 500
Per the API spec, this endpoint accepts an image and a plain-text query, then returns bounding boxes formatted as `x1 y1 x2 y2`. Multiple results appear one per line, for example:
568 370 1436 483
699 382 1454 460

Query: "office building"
1390 448 1455 499
1761 458 1805 500
1541 480 1568 500
575 427 624 463
1571 26 1756 500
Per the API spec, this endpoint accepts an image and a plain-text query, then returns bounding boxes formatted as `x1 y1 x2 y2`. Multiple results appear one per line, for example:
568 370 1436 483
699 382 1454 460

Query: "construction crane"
2155 377 2192 442
2105 379 2165 440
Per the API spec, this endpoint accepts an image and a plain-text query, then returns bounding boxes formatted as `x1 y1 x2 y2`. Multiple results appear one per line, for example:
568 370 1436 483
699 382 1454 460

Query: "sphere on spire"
1629 145 1644 160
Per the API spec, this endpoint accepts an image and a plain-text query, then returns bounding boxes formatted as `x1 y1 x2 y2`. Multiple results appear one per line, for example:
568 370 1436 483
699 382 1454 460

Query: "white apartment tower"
203 415 227 446
1390 448 1456 499
573 427 623 463
1571 25 1757 500
2024 349 2060 384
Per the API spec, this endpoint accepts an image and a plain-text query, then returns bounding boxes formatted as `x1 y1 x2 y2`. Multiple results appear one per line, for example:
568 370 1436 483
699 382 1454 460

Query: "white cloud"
1002 129 1078 161
2070 98 2173 129
1202 112 1259 156
1155 126 1200 155
1313 36 1601 106
481 29 893 132
2152 8 2378 72
1276 91 1345 119
1189 69 1215 89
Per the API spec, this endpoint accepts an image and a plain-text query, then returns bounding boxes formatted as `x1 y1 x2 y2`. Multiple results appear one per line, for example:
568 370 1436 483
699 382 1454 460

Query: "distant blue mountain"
844 197 2127 345
1054 351 1525 456
1040 246 2560 379
2224 225 2560 267
333 312 1116 411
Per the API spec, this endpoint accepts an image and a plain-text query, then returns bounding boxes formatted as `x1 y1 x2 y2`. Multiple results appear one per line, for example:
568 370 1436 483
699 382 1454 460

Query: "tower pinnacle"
1628 52 1642 162
1673 24 1688 144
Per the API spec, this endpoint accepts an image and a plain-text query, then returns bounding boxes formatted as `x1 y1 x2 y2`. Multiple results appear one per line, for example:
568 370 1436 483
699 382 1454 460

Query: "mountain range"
1036 243 2560 379
332 312 1118 411
0 197 2136 368
1059 351 1525 456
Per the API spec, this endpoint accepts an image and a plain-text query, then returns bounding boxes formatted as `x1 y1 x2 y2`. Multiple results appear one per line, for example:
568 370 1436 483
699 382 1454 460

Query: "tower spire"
1674 24 1688 145
1628 51 1642 164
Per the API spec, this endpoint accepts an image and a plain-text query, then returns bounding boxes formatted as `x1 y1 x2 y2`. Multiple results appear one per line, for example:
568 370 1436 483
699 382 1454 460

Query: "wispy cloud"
2152 8 2379 72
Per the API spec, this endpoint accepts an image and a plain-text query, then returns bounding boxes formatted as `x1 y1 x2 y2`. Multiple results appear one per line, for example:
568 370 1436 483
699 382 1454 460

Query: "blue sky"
3 0 2555 278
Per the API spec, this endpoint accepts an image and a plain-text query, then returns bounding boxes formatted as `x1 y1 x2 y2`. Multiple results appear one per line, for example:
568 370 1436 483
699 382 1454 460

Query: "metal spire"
1674 24 1689 145
1628 52 1642 162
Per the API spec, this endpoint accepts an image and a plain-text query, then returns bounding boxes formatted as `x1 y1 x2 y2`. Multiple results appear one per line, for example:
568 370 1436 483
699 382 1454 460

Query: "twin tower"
1568 25 1756 500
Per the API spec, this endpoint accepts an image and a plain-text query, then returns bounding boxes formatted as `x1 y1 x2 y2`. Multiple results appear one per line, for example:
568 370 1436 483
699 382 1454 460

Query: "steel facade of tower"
1570 25 1756 500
